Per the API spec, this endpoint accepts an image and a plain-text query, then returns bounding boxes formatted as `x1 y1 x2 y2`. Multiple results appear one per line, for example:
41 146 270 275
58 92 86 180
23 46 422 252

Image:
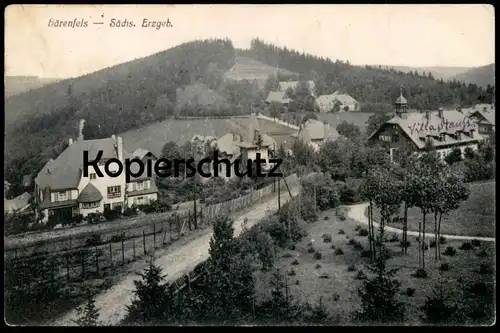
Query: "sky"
5 4 495 78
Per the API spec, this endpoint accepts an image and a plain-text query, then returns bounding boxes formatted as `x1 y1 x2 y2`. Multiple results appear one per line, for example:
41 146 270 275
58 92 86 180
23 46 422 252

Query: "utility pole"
277 177 281 214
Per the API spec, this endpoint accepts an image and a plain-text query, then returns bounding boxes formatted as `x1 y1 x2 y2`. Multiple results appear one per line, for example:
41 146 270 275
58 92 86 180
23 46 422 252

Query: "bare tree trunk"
434 212 438 262
437 213 443 261
422 213 426 270
403 203 408 255
368 202 374 262
418 221 422 269
370 203 376 260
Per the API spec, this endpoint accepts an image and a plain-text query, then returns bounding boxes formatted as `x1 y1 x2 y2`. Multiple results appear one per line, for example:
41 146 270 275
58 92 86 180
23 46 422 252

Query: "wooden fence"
4 174 297 288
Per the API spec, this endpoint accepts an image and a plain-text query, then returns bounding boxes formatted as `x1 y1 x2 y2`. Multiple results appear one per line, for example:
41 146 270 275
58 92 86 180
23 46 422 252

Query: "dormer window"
440 133 446 142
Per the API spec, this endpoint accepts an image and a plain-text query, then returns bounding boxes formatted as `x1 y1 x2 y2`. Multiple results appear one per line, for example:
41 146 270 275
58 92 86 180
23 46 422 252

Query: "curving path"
50 185 299 326
347 203 495 243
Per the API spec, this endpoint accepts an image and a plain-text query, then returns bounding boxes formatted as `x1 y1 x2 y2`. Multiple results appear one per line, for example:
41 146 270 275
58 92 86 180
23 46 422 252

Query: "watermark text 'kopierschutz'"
83 150 284 182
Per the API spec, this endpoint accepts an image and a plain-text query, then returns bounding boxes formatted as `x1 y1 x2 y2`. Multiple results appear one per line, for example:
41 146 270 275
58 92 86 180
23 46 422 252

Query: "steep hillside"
246 38 493 111
4 76 61 98
374 65 472 81
176 83 229 109
224 56 298 88
452 63 495 87
4 39 236 189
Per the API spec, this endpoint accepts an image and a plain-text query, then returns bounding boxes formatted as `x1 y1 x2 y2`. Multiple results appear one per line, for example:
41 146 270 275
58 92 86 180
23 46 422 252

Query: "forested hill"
4 39 237 193
452 63 495 88
242 38 494 111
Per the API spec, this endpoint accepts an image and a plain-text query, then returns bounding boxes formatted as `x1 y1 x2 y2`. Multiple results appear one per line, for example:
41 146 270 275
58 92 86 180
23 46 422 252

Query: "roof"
292 119 339 142
77 182 103 203
395 95 407 104
132 148 152 160
216 133 241 156
4 192 31 213
265 91 291 104
369 110 483 149
35 138 120 191
331 91 358 105
278 80 315 93
315 92 358 111
470 109 495 126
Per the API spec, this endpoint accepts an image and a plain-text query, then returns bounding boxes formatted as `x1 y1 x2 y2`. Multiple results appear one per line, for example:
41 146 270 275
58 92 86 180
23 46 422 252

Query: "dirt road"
347 203 496 242
50 185 299 326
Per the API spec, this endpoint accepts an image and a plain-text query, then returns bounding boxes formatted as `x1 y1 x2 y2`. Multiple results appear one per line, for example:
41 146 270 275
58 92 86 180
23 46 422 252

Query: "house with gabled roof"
265 91 292 106
315 91 360 113
469 107 495 140
368 88 483 161
291 119 339 152
34 124 158 224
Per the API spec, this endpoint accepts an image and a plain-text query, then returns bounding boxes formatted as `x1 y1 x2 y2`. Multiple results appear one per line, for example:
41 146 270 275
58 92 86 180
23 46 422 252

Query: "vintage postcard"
4 4 495 327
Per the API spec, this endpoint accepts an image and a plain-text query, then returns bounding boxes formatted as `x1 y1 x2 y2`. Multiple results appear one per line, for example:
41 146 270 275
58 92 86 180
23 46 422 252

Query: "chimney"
111 134 116 140
68 138 73 145
438 107 444 118
425 111 430 120
117 136 123 162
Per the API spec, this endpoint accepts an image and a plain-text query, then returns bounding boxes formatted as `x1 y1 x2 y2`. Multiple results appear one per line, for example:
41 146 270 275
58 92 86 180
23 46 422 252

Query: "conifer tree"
73 296 101 326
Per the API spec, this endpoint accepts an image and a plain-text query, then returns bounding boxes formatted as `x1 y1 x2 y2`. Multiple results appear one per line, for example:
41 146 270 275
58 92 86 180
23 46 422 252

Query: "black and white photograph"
4 4 495 326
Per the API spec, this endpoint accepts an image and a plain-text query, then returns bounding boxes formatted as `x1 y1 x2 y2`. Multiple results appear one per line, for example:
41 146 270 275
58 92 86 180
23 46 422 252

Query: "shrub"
477 249 488 258
324 216 330 221
315 263 322 269
289 244 296 250
471 239 481 247
358 229 369 237
443 246 456 256
333 294 340 301
429 240 436 248
354 243 364 251
282 253 293 258
322 233 332 243
414 269 428 279
360 250 371 258
354 225 361 232
85 235 102 247
459 242 474 250
348 238 357 246
291 259 300 266
338 229 345 235
307 241 314 247
307 247 316 253
334 248 344 255
110 233 126 243
389 234 399 242
400 240 411 248
347 264 356 272
439 236 447 244
355 270 366 280
295 280 300 285
319 273 329 279
330 244 336 250
478 263 493 275
314 251 322 260
405 288 416 297
440 263 450 271
288 269 297 276
339 213 346 221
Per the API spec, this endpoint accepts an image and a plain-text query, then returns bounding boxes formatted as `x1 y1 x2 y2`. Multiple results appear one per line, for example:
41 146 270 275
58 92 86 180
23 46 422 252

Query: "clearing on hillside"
224 56 298 89
176 83 229 109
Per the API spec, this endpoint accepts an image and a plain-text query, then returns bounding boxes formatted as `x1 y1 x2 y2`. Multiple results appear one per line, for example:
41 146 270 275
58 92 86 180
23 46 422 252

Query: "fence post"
109 242 112 266
143 230 146 255
121 238 125 266
95 246 99 276
153 223 156 249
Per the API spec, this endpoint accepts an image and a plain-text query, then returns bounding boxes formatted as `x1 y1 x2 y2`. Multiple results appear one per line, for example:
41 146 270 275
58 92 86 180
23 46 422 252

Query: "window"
379 135 391 142
392 134 400 143
81 201 100 209
137 196 144 205
58 191 67 201
107 186 121 199
136 181 144 191
89 173 97 180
